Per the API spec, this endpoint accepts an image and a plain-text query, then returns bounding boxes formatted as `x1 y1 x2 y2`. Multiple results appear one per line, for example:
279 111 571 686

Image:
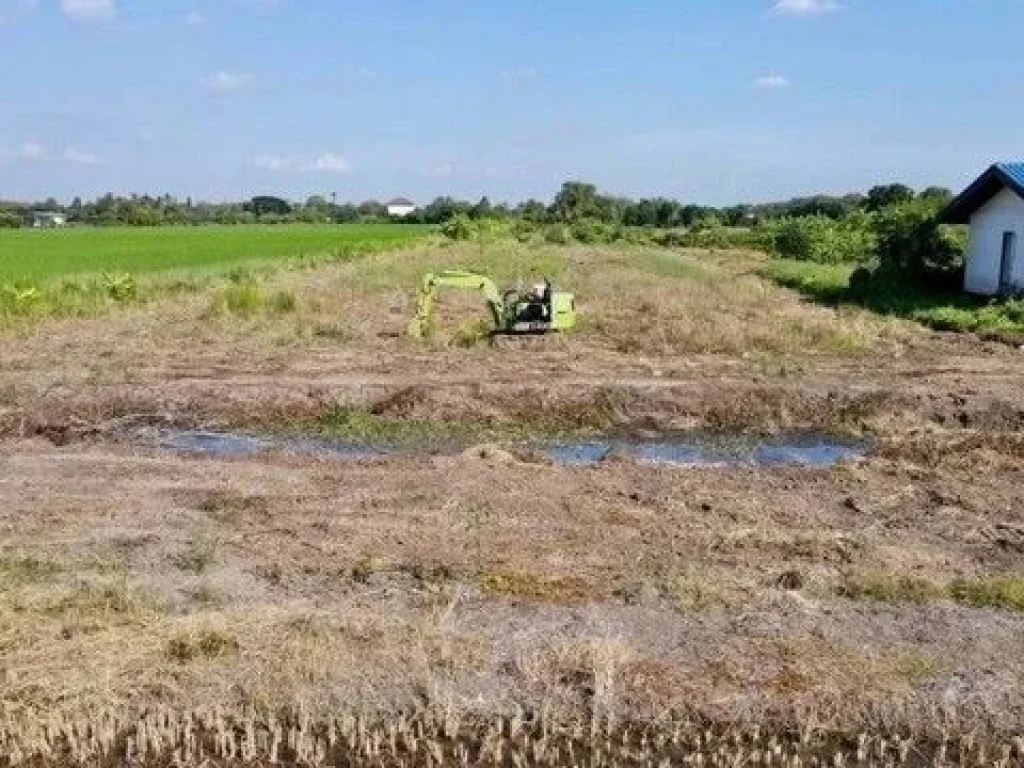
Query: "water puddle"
137 429 868 468
540 433 867 467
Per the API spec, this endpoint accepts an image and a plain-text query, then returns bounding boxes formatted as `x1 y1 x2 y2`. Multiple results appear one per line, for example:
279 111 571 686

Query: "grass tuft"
949 576 1024 612
839 572 943 603
173 535 219 574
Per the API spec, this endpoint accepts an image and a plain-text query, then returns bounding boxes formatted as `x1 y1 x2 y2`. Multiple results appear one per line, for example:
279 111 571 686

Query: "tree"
245 196 292 217
866 184 915 212
551 181 600 222
873 198 965 285
470 196 493 220
517 199 548 223
919 186 953 204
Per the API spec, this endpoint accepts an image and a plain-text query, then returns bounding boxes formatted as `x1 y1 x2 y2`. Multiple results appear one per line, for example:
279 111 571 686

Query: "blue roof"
940 162 1024 224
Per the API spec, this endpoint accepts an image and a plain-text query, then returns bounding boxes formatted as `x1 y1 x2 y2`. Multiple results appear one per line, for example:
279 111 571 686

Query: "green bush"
765 215 875 263
874 199 965 286
542 223 571 245
0 212 21 229
570 218 620 244
440 213 473 241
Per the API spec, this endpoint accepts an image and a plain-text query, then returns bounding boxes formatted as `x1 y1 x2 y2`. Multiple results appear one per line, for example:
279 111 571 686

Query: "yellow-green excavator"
407 270 576 338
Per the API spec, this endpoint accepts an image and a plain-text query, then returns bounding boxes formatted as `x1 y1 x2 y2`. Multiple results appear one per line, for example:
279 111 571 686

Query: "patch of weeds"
312 323 351 341
839 572 943 603
166 629 239 664
479 570 593 604
0 555 61 589
949 576 1024 612
672 571 737 612
452 318 494 348
173 535 219 574
102 272 138 302
635 250 719 285
209 281 264 317
319 404 477 443
196 490 270 523
270 290 298 314
884 651 944 685
49 579 160 621
352 553 382 584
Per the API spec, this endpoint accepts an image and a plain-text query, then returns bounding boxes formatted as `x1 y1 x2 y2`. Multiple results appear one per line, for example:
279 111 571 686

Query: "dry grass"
3 241 1024 765
3 703 1022 767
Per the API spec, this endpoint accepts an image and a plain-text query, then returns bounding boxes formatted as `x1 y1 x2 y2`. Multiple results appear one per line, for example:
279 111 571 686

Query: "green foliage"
102 272 138 302
216 281 264 316
542 223 572 245
866 183 916 212
873 198 965 285
570 218 621 244
440 213 474 241
0 211 21 229
552 181 602 222
764 214 876 263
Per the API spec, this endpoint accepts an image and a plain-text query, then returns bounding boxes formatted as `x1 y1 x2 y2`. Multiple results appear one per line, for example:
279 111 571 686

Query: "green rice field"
0 224 429 283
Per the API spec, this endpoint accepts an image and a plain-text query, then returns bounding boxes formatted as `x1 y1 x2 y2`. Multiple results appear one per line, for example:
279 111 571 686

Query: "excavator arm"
407 270 505 338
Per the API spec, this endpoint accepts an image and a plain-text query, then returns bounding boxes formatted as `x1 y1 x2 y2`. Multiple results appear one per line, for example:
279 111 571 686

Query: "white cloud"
65 147 103 165
754 74 789 89
202 71 252 94
184 11 208 26
253 154 291 171
61 0 115 22
308 153 350 173
18 142 45 160
772 0 839 16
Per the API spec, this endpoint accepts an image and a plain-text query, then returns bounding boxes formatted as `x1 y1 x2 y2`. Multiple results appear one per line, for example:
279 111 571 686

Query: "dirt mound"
459 443 520 463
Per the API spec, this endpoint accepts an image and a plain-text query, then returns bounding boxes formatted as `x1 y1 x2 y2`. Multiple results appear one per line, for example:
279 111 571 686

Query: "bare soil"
1 244 1023 762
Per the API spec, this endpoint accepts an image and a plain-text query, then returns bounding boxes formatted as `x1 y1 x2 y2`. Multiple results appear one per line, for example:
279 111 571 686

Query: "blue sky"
1 0 1022 204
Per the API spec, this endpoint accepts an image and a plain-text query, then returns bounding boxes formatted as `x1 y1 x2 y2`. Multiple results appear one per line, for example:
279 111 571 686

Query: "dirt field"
2 243 1023 765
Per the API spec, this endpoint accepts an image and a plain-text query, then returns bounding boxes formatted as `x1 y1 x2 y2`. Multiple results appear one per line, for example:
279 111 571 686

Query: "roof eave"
939 164 1024 224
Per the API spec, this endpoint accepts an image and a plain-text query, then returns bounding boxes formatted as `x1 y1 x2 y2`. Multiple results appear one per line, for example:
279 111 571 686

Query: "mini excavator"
407 270 576 338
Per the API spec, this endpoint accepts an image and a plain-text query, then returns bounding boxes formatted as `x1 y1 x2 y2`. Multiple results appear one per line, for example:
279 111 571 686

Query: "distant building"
32 211 67 228
386 197 417 218
941 163 1024 296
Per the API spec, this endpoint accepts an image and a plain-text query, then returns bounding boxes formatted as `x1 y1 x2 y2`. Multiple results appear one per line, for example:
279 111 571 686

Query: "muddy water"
139 429 868 467
541 434 867 467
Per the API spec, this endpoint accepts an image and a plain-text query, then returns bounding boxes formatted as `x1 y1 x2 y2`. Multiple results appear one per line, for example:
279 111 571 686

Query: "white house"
386 197 417 218
32 211 67 228
940 163 1024 296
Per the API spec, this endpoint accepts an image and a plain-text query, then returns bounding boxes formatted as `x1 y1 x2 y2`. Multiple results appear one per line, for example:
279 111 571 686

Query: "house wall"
965 187 1024 295
387 205 416 218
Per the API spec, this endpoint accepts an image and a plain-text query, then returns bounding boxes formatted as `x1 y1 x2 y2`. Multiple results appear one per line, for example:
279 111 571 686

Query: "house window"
1000 231 1017 294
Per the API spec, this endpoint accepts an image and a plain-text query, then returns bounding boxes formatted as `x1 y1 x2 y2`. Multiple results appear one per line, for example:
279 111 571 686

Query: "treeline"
0 181 953 229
